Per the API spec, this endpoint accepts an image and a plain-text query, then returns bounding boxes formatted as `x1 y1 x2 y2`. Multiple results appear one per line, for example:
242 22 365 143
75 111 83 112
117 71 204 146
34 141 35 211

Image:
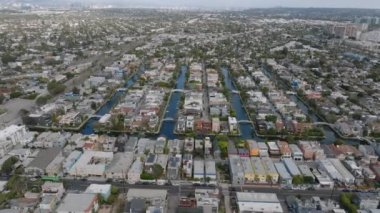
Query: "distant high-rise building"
328 23 368 40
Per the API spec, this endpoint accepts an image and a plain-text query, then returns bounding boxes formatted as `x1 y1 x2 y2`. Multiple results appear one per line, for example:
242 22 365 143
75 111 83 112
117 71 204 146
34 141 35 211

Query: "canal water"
81 63 357 145
81 65 146 135
262 66 358 144
158 65 187 139
159 66 260 140
221 68 261 140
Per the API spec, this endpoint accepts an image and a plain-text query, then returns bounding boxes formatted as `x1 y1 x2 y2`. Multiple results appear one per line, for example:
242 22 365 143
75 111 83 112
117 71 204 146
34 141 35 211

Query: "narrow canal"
262 66 359 144
81 63 357 145
158 65 187 139
221 68 261 140
81 65 146 135
289 94 358 144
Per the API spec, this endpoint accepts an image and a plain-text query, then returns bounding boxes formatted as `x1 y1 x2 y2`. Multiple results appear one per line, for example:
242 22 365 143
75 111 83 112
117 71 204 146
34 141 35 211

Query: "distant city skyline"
68 0 380 9
3 0 380 9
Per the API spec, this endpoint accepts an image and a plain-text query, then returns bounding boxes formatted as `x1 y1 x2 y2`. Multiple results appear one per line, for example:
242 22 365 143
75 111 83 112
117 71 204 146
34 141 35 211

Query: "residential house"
228 117 238 133
105 152 134 179
56 193 99 213
155 137 166 154
195 188 220 213
205 160 216 181
277 141 292 159
258 142 269 157
262 157 279 183
251 157 267 183
355 193 380 210
241 157 255 183
289 144 303 161
167 139 183 154
128 159 143 184
298 141 325 160
247 140 259 157
229 155 245 185
25 148 62 177
283 158 301 177
267 141 280 156
167 154 182 180
193 159 205 180
0 125 34 157
274 162 292 186
184 138 194 153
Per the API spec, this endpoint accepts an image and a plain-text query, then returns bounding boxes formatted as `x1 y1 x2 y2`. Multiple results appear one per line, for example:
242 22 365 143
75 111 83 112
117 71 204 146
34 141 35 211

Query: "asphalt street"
229 186 340 199
64 179 216 197
63 179 341 199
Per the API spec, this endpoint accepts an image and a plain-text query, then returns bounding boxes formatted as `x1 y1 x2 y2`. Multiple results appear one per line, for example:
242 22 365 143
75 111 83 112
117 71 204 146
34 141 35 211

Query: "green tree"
152 164 164 180
325 113 337 123
106 186 120 204
292 175 304 185
18 109 29 117
6 175 26 195
205 177 211 183
303 176 314 184
260 86 269 94
335 97 345 106
1 156 19 174
47 80 66 95
282 47 288 56
0 94 5 104
65 72 75 79
352 112 362 120
286 135 295 144
156 82 172 88
90 102 97 110
140 171 155 180
340 193 358 213
1 53 16 64
266 128 277 135
265 115 277 122
297 89 305 97
216 134 229 142
218 140 228 159
334 139 344 146
322 90 331 97
36 95 52 106
10 91 23 99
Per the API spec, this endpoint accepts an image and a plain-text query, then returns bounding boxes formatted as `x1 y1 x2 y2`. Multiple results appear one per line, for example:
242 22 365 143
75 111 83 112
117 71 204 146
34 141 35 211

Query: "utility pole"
178 182 181 199
122 169 126 195
330 179 337 200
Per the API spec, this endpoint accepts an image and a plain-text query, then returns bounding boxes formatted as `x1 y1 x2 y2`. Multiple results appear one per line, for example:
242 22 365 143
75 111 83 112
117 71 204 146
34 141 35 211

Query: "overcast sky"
87 0 380 9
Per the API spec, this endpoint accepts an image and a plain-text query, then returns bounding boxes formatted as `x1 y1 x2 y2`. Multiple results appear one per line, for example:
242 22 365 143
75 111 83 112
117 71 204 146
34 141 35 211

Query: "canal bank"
221 67 261 141
158 65 187 139
79 61 368 146
262 65 363 145
81 64 146 135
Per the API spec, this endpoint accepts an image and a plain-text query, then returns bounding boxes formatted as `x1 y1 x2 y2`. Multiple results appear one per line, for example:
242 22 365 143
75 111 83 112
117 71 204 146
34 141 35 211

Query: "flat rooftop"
127 188 167 201
237 192 280 203
56 193 96 212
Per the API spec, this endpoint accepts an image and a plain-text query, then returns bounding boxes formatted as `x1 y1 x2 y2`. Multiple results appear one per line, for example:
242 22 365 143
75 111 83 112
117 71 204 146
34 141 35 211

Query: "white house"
7 148 31 162
228 117 238 133
85 184 112 200
128 159 143 184
0 125 33 157
69 151 113 177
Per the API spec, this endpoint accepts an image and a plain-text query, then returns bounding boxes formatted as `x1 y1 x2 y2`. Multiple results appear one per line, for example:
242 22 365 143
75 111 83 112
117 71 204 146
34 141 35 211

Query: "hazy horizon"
6 0 380 9
113 0 380 9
